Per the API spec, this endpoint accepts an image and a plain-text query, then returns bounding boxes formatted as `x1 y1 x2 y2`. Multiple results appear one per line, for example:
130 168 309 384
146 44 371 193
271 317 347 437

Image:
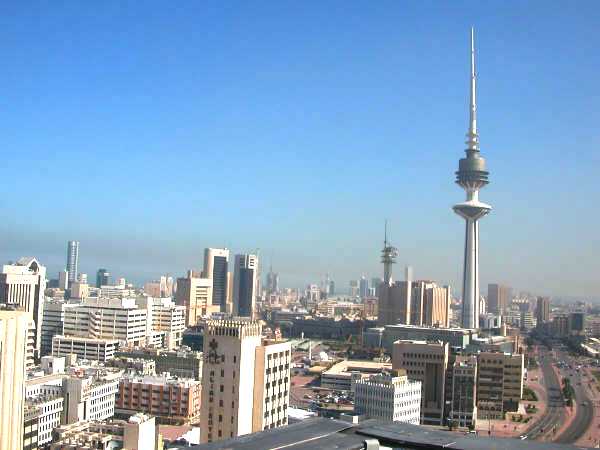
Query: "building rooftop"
188 417 591 450
323 360 391 376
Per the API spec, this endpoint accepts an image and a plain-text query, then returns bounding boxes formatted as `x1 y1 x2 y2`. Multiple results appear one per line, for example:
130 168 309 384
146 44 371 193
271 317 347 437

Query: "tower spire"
466 27 479 152
384 219 388 247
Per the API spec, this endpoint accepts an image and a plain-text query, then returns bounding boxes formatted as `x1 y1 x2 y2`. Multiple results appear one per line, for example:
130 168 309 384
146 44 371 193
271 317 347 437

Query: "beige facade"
449 355 477 428
200 319 291 444
476 352 524 419
0 311 30 450
176 271 217 326
392 340 449 425
70 281 89 299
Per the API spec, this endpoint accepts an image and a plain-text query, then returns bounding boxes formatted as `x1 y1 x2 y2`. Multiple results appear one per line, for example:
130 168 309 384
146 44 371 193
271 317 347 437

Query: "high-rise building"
265 267 279 295
487 284 512 315
232 254 259 318
203 248 230 312
41 300 80 356
0 257 47 358
96 268 110 288
536 296 550 326
392 340 449 425
359 276 369 298
200 319 291 444
0 310 30 450
476 352 523 419
78 273 88 284
354 370 421 424
58 270 69 290
176 271 216 326
453 30 491 330
349 280 359 297
328 280 335 296
66 241 79 284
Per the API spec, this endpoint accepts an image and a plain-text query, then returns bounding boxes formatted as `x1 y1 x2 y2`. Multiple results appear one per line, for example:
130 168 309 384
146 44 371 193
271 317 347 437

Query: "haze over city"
1 1 599 297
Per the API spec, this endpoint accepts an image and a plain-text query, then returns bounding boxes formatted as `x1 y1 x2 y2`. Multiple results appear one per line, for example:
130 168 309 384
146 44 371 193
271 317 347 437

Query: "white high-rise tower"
453 29 491 329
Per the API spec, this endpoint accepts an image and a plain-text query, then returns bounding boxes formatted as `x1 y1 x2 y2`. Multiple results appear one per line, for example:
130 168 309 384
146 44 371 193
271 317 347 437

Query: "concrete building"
321 360 392 392
476 352 524 419
116 375 201 424
232 253 259 318
52 335 119 361
63 297 148 346
203 248 230 313
176 271 217 326
487 284 512 315
392 340 449 425
136 296 186 349
449 355 477 428
70 281 89 300
0 257 47 358
359 276 369 299
41 300 80 356
354 370 421 424
50 413 156 450
63 366 121 424
0 311 30 450
366 324 474 352
24 394 64 448
67 241 79 284
116 347 203 379
200 319 291 443
99 284 136 299
536 296 550 327
59 269 69 290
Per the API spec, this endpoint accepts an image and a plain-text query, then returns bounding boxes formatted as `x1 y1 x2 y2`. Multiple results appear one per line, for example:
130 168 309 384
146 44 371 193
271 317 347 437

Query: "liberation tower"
381 220 398 285
453 29 491 329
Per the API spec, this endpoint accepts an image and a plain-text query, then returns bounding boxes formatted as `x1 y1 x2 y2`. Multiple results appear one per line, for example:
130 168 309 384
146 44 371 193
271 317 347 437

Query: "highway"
554 351 594 444
522 348 565 440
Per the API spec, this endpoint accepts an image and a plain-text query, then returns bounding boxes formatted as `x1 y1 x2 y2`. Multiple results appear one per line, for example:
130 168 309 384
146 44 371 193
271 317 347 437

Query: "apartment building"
392 340 449 425
354 370 421 424
116 375 201 424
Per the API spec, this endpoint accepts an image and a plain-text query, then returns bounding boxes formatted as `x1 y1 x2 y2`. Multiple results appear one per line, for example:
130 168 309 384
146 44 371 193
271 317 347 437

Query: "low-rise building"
115 347 203 380
52 335 119 362
354 370 421 424
321 360 392 392
116 375 202 425
365 324 474 352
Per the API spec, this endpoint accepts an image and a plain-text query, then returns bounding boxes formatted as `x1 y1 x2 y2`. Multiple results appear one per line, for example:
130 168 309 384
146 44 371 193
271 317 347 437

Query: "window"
220 385 224 392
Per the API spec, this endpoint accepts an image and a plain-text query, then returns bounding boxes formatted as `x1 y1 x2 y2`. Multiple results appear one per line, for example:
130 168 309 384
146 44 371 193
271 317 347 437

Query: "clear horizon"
1 2 598 298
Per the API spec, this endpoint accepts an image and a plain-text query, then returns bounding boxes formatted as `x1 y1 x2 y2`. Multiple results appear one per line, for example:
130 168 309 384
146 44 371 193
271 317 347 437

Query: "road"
522 348 565 440
554 351 594 444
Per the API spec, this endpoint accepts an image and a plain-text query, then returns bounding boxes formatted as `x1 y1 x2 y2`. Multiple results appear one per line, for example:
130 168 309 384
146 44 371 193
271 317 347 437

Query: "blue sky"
1 1 598 298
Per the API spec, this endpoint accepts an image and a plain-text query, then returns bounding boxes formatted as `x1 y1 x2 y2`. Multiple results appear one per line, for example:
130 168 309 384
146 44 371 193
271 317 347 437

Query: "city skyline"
1 2 599 298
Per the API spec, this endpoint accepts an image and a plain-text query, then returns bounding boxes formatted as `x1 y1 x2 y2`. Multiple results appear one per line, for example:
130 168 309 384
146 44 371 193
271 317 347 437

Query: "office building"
453 31 491 329
535 296 550 327
359 276 369 298
569 311 585 335
392 340 449 425
137 296 186 349
50 414 156 450
476 352 524 419
203 248 230 313
116 347 203 380
67 241 80 284
354 370 421 424
78 273 88 284
41 300 80 356
100 284 136 298
329 280 335 296
0 311 29 450
200 319 291 443
63 297 148 346
58 269 69 290
176 271 216 326
232 253 259 318
96 268 111 288
0 257 47 358
116 375 202 424
367 324 473 352
52 335 119 361
378 267 412 326
266 267 279 295
487 284 512 315
449 355 478 428
70 280 89 299
349 280 359 297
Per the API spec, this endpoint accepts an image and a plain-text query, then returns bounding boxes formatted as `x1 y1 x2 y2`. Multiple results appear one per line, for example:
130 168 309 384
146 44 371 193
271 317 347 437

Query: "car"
520 435 528 440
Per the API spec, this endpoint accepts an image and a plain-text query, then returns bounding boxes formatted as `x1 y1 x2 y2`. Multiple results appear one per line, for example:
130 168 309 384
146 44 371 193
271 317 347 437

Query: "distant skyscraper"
203 248 230 313
66 241 79 283
58 270 69 290
328 280 335 296
266 266 279 295
96 269 110 288
77 273 88 284
349 280 359 297
536 296 550 326
487 284 512 314
359 276 369 298
233 254 258 318
453 30 491 330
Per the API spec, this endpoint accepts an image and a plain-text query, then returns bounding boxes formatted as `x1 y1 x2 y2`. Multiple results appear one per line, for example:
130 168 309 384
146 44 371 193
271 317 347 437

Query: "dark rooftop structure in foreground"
190 417 592 450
